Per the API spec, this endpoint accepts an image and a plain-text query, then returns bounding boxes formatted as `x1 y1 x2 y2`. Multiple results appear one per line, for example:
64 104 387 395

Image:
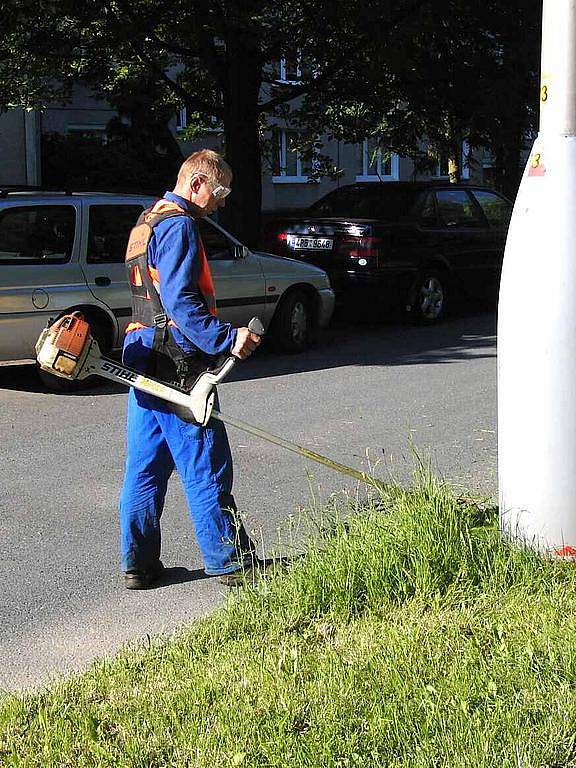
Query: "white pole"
498 0 576 556
539 1 576 136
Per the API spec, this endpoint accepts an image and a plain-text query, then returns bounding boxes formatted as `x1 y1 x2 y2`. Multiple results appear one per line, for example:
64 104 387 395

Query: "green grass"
3 475 576 767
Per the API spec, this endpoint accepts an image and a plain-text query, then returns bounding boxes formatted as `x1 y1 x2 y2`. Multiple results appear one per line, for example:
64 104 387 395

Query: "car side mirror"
233 244 249 260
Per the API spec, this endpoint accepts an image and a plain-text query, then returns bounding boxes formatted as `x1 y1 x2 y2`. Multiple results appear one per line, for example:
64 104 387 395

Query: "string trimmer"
36 312 383 491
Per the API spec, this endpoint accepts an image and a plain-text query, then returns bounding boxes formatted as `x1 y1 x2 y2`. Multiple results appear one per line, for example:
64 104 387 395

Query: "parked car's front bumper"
317 287 336 328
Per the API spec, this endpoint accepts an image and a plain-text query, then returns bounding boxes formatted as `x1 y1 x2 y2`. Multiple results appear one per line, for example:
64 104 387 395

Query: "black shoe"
124 561 164 590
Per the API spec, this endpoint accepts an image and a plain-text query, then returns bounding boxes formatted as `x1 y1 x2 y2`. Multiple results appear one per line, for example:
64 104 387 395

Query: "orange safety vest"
124 199 217 335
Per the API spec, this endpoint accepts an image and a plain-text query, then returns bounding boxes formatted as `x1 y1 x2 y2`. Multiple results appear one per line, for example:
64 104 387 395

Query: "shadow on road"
153 566 211 588
0 310 496 395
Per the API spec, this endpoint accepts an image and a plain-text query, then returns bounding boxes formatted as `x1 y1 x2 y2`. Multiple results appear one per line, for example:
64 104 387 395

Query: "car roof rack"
0 185 159 198
0 185 74 198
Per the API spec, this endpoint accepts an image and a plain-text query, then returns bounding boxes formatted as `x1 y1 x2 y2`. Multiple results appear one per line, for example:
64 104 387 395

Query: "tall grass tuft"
3 474 576 767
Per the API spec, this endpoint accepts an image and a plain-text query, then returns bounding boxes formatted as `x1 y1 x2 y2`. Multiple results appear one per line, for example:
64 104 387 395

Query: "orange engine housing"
49 312 92 358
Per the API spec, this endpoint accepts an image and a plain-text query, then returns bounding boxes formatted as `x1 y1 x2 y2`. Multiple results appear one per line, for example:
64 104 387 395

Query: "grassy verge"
3 476 576 767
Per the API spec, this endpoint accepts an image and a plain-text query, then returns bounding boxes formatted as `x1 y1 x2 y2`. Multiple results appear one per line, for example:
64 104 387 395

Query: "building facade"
0 78 492 211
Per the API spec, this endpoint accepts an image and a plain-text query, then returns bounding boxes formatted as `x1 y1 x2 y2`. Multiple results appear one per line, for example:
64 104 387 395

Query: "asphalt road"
0 311 498 692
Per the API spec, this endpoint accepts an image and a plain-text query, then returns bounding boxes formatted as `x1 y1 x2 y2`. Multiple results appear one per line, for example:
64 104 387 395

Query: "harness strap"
142 200 217 317
123 200 220 389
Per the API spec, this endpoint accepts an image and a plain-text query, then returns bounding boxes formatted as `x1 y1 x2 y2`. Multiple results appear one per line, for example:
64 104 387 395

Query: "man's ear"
190 176 203 194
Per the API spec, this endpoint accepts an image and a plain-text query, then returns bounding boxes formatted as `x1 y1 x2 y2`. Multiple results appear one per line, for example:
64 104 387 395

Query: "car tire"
37 316 110 393
271 290 315 352
410 270 448 325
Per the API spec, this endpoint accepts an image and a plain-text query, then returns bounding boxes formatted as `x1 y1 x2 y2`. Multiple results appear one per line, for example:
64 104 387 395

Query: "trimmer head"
35 312 98 380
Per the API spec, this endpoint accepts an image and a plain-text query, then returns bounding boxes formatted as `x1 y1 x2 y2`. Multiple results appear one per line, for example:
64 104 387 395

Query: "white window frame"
355 140 399 182
482 149 496 170
432 140 471 179
66 124 108 144
176 108 221 134
462 140 471 179
278 55 302 84
176 107 187 132
66 124 107 135
432 155 450 179
272 129 309 184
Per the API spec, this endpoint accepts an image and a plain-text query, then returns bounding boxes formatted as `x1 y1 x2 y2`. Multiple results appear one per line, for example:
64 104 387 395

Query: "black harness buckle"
153 312 168 328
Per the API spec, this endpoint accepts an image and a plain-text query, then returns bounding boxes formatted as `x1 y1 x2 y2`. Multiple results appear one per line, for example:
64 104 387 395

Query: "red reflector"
555 545 576 557
338 236 381 259
277 233 288 242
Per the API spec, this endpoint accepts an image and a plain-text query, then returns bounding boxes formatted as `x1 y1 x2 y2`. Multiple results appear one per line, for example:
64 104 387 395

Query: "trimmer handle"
188 316 265 424
198 316 265 385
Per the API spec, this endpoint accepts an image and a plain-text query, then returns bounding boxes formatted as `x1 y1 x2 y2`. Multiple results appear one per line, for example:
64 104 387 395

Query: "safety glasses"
192 174 231 200
208 181 231 200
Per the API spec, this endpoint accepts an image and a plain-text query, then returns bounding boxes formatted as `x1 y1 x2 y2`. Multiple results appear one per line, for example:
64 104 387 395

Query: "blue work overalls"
118 192 255 575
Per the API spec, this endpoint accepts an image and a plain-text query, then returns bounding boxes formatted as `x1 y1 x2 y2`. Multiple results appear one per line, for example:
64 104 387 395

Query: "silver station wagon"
0 189 335 371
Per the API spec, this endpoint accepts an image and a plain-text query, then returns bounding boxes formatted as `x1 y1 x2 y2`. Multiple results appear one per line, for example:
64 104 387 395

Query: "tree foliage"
1 0 542 240
292 0 541 196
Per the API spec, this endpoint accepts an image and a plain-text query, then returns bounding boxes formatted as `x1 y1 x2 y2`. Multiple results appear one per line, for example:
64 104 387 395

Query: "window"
272 129 310 183
435 190 483 228
198 220 232 260
418 193 439 228
87 205 143 264
281 54 301 83
482 151 496 170
472 190 512 229
67 125 108 144
356 139 399 181
176 107 187 132
272 53 310 83
175 107 221 133
432 142 471 179
0 205 76 263
434 155 451 178
480 152 498 187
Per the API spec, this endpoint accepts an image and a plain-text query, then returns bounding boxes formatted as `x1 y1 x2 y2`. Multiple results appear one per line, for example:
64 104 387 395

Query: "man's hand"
231 327 262 360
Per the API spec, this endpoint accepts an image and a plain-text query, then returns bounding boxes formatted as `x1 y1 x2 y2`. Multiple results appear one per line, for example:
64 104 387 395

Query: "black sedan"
261 182 512 323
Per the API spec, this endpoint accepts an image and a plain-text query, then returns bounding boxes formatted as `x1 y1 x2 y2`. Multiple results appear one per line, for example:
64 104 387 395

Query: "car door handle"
95 276 111 286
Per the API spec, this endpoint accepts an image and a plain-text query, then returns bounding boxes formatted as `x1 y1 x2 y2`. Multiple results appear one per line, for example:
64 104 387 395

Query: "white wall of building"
0 110 32 184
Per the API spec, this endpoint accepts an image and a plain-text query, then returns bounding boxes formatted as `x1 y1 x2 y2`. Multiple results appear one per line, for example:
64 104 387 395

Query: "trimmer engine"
36 312 97 379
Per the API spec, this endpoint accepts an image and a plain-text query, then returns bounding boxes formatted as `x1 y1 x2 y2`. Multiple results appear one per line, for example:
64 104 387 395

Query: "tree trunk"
448 132 461 183
448 158 459 184
491 8 536 202
496 121 524 201
220 31 263 248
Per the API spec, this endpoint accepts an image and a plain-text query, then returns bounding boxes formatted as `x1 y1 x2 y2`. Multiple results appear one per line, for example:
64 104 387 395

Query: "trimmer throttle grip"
247 316 265 337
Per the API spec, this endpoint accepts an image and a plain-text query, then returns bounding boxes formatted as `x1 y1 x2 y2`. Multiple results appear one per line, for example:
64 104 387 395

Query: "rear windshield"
308 186 420 220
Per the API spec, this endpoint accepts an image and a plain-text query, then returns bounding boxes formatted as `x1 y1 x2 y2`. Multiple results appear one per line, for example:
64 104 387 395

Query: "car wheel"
37 316 109 393
272 290 315 352
410 270 448 325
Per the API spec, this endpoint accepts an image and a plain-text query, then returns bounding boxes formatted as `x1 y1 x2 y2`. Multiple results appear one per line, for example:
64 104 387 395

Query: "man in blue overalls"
119 149 262 589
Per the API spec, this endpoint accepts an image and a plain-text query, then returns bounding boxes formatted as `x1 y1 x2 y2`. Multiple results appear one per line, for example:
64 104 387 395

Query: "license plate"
288 235 333 251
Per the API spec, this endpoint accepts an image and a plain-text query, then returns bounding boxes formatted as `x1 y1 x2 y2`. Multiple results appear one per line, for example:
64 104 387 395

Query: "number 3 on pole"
541 84 549 102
